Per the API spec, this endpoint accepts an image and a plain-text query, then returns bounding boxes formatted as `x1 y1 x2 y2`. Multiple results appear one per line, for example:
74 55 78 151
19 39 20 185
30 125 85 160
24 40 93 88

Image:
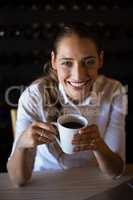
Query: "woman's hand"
72 124 102 152
17 121 57 149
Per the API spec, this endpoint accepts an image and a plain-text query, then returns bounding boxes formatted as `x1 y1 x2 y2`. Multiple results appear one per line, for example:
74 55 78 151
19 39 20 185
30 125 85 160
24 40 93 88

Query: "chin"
67 89 88 102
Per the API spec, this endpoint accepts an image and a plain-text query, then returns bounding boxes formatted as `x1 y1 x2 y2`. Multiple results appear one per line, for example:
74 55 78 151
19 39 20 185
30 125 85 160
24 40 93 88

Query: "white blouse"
10 75 127 171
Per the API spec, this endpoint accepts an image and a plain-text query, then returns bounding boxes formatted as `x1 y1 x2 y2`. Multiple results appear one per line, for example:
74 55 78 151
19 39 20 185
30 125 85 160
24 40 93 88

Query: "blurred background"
0 0 132 172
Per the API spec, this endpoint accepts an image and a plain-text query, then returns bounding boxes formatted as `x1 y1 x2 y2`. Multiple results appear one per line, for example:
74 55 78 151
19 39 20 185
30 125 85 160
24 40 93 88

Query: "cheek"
88 69 98 79
57 69 69 83
88 63 100 79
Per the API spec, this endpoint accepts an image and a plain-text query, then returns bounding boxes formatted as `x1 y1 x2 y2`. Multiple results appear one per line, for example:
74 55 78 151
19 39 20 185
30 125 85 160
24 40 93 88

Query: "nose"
71 63 86 81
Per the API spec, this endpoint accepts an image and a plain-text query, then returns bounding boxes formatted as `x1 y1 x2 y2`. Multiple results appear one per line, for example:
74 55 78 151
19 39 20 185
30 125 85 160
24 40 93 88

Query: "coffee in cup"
54 114 88 154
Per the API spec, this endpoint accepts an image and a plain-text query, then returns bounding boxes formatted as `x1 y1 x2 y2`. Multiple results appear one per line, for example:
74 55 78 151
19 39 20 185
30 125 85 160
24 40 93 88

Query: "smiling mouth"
67 80 91 89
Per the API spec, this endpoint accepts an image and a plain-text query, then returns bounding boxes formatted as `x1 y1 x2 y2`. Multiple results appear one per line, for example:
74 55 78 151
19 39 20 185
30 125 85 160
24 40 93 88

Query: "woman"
7 23 127 186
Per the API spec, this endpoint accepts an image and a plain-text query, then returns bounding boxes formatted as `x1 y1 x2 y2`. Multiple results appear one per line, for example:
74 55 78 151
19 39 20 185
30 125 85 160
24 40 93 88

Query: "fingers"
72 124 101 152
73 124 99 142
73 138 99 151
72 133 95 142
72 129 97 143
36 134 52 144
79 124 98 134
33 127 55 141
31 121 58 146
32 121 57 134
33 130 54 145
32 121 58 140
74 142 97 152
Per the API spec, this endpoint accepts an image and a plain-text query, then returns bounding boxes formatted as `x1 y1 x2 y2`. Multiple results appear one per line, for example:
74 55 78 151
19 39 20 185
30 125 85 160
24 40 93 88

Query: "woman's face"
51 34 103 102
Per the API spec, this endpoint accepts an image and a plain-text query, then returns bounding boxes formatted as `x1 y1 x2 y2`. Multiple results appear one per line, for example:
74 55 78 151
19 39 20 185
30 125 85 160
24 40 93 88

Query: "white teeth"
69 81 87 87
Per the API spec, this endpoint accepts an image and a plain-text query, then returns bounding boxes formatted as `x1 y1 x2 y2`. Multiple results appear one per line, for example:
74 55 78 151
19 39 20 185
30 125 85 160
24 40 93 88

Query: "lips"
68 80 90 88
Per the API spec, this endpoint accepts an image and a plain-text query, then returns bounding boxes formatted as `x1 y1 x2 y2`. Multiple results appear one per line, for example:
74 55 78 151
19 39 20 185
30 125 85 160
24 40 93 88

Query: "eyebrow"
59 58 74 61
83 56 96 60
59 56 96 61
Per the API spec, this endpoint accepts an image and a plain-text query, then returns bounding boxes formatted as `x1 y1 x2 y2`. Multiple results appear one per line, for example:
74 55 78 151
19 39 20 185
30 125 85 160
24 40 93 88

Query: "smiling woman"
7 23 127 187
51 32 103 103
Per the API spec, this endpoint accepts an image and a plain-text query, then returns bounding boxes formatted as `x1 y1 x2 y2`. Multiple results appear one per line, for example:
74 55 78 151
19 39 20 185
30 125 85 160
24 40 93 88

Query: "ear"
51 51 57 70
99 50 104 69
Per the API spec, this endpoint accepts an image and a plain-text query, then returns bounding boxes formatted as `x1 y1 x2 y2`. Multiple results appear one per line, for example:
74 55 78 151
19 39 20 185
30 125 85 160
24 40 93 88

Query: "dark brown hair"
52 22 103 56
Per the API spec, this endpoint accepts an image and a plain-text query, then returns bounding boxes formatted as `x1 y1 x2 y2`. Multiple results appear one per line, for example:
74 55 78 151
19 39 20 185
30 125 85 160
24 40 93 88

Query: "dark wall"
0 0 132 172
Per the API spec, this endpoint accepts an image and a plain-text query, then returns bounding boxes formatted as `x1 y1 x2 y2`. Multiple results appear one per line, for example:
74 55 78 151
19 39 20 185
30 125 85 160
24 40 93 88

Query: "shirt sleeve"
104 83 128 163
9 84 43 157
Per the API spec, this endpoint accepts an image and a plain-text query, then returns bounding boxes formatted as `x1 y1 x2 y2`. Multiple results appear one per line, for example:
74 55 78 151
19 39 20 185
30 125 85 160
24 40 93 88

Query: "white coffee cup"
54 114 88 154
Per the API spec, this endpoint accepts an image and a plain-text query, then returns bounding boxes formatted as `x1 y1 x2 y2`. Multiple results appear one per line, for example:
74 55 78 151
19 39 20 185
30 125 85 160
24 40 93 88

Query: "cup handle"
51 122 61 147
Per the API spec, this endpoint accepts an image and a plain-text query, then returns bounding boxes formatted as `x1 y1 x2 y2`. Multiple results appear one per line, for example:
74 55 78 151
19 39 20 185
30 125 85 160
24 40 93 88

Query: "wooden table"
0 164 133 200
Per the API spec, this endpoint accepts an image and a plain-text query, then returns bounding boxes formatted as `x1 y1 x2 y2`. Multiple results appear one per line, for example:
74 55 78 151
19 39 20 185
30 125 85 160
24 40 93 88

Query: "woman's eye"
84 60 95 67
61 61 72 67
